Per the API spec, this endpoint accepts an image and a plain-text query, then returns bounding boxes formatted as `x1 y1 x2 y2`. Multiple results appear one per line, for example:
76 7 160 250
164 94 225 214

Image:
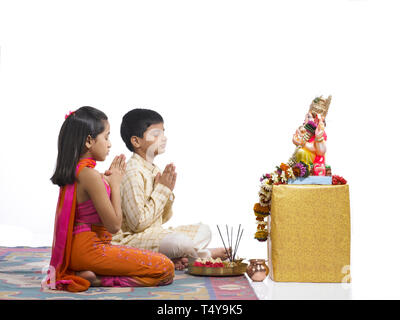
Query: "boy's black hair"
50 106 108 187
120 108 164 152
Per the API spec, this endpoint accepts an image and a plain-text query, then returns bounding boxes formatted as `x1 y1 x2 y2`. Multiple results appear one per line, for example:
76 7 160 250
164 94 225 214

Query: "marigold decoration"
253 203 270 216
280 163 290 172
253 203 270 241
255 230 269 242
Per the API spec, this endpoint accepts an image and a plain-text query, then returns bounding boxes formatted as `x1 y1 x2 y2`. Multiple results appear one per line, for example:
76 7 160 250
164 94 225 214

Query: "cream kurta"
111 153 206 253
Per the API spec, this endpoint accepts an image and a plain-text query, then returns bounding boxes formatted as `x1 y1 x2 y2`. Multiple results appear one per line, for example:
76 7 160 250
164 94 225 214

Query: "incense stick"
217 225 231 262
234 227 243 261
217 224 244 263
233 224 241 261
230 226 233 261
226 225 232 261
235 229 244 260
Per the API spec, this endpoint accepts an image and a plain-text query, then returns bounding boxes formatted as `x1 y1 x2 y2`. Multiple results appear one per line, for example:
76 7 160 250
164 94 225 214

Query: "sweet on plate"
193 257 243 268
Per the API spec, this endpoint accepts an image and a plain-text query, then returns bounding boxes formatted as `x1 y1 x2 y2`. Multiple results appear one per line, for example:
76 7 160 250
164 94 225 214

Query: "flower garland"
253 161 347 242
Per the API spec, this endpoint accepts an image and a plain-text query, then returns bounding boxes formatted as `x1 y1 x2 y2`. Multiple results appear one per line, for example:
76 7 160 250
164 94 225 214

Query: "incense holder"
188 260 248 277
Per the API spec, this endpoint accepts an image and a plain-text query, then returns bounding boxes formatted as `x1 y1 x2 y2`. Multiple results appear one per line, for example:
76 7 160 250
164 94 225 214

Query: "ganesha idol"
289 96 331 176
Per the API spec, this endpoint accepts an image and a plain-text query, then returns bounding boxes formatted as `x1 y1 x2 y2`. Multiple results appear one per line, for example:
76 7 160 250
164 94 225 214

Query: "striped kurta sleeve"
121 169 173 233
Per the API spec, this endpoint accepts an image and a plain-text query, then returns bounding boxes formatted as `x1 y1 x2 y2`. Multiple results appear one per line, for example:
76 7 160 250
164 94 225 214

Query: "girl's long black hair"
50 106 108 187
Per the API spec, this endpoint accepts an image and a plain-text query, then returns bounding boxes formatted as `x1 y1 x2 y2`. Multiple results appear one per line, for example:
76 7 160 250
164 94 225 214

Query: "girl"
45 106 174 292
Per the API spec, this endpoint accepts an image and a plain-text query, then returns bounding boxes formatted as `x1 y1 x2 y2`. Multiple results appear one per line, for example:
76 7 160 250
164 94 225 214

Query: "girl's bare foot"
171 257 189 270
209 247 231 260
76 270 101 286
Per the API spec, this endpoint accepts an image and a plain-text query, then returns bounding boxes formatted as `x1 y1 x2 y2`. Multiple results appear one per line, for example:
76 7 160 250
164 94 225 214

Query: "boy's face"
132 122 167 160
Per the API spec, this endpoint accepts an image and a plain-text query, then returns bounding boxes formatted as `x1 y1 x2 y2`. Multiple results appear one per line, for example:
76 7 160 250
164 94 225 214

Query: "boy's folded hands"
155 163 177 191
103 157 176 192
104 156 176 192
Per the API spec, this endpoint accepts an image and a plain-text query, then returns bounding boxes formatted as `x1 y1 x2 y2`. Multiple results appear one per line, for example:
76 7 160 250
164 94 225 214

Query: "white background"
0 0 399 299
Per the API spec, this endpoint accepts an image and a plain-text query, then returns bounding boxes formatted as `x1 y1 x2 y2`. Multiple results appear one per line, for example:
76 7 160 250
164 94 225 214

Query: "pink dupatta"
43 158 96 292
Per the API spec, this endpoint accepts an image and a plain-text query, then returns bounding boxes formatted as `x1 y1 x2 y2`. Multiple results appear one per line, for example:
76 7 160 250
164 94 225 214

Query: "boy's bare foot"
209 247 231 260
171 257 189 270
76 270 101 286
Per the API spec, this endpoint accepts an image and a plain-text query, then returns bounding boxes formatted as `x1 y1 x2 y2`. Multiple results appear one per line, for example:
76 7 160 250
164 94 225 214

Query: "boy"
111 108 227 270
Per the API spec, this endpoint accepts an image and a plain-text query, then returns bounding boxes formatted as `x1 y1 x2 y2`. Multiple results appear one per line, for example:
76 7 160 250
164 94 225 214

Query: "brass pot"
246 259 269 282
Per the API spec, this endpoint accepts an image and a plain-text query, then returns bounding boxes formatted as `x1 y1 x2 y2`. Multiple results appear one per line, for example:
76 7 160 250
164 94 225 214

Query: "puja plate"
187 262 248 277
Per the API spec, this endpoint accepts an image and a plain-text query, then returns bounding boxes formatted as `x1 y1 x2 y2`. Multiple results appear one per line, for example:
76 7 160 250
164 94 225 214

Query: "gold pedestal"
268 184 351 283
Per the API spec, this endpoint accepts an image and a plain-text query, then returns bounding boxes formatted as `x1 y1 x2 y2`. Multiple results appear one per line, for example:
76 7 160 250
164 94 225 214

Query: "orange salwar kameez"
46 158 174 292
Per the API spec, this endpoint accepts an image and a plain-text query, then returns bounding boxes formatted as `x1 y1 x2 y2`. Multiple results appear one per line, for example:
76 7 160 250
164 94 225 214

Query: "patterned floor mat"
0 247 258 300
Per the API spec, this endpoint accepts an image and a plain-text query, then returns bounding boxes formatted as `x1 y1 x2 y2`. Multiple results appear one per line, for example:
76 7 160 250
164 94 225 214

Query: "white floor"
246 274 352 300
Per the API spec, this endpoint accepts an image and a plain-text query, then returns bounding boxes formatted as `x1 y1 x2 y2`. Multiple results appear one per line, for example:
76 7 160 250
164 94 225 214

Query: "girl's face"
87 120 111 161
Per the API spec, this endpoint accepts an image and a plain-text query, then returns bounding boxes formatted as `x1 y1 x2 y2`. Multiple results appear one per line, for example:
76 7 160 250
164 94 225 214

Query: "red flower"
332 175 347 185
65 110 75 120
212 263 224 268
194 261 224 268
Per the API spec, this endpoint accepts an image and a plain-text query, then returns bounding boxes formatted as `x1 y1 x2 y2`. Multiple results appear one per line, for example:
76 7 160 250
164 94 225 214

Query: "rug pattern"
0 247 257 300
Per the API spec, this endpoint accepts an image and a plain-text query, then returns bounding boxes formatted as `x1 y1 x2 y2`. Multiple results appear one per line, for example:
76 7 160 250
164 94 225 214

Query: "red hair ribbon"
65 111 75 120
